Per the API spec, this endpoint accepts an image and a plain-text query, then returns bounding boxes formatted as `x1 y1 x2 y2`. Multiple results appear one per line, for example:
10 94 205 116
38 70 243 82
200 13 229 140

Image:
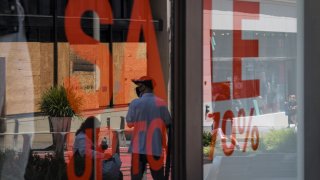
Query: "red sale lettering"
65 0 167 109
208 108 259 158
131 121 147 175
233 1 260 99
237 108 246 134
67 129 93 180
65 0 113 44
221 110 236 156
63 0 171 177
212 0 260 101
251 126 259 151
132 153 140 176
203 0 263 160
125 0 167 102
242 108 255 152
65 0 113 108
146 118 167 171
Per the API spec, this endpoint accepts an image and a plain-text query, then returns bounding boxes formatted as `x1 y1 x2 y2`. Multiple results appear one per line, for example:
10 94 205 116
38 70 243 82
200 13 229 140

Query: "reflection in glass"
203 0 299 179
1 0 171 179
0 0 36 178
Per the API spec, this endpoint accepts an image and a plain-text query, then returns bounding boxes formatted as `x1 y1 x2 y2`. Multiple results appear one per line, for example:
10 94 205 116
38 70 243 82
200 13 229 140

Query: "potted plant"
39 85 82 153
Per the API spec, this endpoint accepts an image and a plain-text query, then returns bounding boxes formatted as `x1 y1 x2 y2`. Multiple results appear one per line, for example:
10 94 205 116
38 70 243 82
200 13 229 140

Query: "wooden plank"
67 43 111 109
1 42 39 115
6 76 40 89
0 43 40 62
0 58 5 134
1 42 148 114
58 43 71 85
113 43 147 105
40 43 53 93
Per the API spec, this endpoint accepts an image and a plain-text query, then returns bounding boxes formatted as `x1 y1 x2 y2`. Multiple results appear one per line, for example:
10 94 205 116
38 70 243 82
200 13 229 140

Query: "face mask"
135 87 141 97
135 84 146 97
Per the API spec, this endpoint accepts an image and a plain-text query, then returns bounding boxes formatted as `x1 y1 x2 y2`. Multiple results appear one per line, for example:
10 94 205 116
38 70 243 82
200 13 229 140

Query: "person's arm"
160 106 172 127
73 133 111 159
73 133 92 157
126 100 137 128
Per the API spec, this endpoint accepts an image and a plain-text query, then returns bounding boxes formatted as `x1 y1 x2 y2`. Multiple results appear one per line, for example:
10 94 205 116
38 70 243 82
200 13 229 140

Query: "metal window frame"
303 0 320 179
172 0 309 179
173 0 203 179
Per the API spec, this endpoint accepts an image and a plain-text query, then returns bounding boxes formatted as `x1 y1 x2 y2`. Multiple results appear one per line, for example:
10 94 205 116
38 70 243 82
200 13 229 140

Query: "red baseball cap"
132 76 156 88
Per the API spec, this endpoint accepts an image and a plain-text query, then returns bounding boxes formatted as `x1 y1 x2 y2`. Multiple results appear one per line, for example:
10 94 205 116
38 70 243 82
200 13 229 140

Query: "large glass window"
203 0 301 179
0 0 306 179
0 0 172 179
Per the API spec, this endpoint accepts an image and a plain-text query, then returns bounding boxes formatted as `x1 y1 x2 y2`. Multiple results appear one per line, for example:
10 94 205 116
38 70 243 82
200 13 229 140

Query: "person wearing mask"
126 76 171 180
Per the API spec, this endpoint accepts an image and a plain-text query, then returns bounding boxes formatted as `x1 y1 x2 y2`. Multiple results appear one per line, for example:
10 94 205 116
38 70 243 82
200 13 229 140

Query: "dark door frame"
172 0 203 179
304 0 320 179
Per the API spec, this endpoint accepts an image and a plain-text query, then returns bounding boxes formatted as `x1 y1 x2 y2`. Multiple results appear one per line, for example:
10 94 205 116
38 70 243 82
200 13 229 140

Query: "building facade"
1 0 320 179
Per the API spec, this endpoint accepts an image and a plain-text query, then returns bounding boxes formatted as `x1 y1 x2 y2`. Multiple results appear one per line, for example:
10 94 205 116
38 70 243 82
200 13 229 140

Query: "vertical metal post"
0 58 6 132
185 0 203 179
93 10 101 99
173 0 186 178
109 25 113 107
0 58 5 119
53 0 58 85
173 0 203 179
297 0 304 179
0 58 6 150
107 117 111 144
93 13 100 41
304 0 320 179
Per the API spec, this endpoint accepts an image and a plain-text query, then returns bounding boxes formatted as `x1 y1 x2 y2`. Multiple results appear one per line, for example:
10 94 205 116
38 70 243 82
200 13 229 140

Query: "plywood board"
40 43 53 93
113 43 147 105
0 42 39 114
58 43 71 86
0 42 147 114
0 42 55 114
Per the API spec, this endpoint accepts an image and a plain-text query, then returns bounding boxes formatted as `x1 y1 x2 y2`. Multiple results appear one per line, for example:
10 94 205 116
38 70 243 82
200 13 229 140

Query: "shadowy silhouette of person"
126 76 171 180
285 94 297 128
74 116 122 179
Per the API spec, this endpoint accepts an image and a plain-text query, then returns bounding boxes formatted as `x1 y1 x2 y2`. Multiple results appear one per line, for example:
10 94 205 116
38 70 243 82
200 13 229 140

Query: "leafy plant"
203 131 212 147
39 86 83 117
260 128 297 153
203 146 211 157
0 150 68 180
24 152 67 180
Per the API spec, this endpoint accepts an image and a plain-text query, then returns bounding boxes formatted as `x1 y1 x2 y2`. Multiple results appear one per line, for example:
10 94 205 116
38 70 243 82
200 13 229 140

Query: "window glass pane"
1 0 172 179
0 0 54 179
203 0 301 179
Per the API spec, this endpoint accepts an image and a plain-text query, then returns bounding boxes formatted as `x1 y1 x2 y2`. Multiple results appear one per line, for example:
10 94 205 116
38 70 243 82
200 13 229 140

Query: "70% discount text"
209 108 260 156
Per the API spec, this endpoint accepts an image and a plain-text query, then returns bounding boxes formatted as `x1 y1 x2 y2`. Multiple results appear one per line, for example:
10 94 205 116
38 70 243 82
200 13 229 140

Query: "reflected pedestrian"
73 116 122 179
126 76 172 180
285 95 297 128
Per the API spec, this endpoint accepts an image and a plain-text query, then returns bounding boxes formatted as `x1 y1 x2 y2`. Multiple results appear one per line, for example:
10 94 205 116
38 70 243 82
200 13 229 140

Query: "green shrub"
24 152 67 180
260 128 297 153
0 150 67 180
203 131 212 147
203 146 211 157
40 86 82 117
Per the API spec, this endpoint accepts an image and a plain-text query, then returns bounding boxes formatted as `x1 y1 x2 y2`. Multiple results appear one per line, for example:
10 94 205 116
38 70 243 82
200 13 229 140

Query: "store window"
203 0 301 179
0 0 172 179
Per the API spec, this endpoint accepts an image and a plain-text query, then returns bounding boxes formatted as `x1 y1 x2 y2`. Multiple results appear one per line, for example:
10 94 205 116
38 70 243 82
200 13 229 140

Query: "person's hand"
100 137 108 150
100 143 108 150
